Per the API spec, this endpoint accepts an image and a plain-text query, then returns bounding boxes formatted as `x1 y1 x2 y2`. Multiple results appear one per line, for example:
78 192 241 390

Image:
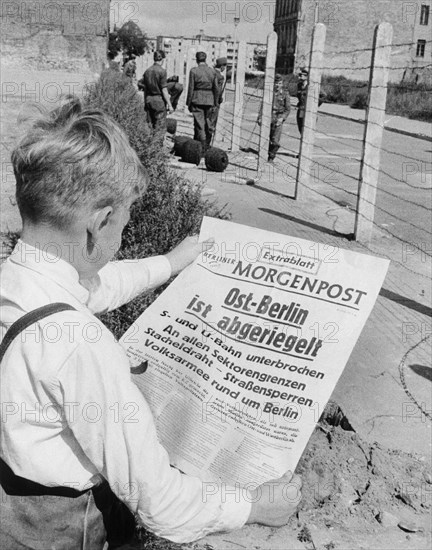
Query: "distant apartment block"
274 0 431 82
156 31 265 72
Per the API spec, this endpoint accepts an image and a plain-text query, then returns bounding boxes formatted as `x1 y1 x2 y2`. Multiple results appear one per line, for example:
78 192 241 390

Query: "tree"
116 21 148 58
108 30 122 59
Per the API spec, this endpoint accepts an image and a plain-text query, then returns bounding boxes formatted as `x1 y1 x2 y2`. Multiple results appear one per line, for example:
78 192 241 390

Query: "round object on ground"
204 147 229 173
172 136 189 156
166 118 177 135
181 139 203 165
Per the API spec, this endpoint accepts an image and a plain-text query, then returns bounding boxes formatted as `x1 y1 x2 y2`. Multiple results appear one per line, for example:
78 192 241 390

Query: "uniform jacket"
186 64 218 107
214 68 226 104
272 87 291 121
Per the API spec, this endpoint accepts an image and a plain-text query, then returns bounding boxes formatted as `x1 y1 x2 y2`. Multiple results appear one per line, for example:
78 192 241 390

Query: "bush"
321 75 368 105
83 69 230 338
350 92 368 110
321 74 432 122
386 81 432 122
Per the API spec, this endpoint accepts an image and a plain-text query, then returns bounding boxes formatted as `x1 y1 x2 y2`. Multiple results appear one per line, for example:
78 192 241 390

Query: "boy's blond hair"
12 97 147 228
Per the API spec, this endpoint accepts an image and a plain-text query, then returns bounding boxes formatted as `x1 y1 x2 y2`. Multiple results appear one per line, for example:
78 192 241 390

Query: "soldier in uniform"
268 74 291 162
139 50 174 133
123 54 137 83
167 75 184 111
209 57 227 141
186 51 218 152
296 68 308 134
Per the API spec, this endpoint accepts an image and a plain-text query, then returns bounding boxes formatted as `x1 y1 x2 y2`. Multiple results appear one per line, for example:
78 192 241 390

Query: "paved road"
221 92 432 248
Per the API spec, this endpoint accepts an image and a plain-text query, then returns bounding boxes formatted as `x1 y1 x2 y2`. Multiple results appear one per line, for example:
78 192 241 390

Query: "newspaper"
120 217 389 486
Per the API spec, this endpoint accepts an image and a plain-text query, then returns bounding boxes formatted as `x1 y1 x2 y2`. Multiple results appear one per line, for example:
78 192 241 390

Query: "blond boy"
0 99 301 549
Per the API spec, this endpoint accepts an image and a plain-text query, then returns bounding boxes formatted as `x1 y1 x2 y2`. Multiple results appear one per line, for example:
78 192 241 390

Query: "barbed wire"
321 38 432 57
239 113 432 218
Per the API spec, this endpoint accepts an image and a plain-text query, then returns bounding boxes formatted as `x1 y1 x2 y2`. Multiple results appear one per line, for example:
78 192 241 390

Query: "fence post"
355 23 393 243
135 55 144 78
295 23 326 201
183 48 196 114
166 53 175 77
176 50 186 110
258 31 277 172
214 41 228 143
231 40 247 152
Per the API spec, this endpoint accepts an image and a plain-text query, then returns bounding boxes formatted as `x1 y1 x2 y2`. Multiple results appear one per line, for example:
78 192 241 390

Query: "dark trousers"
0 459 135 550
268 120 284 160
145 96 167 137
191 105 215 150
208 104 221 135
297 109 304 134
168 83 183 110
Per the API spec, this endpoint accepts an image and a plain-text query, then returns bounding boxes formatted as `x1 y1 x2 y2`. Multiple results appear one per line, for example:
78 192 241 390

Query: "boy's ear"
87 206 113 243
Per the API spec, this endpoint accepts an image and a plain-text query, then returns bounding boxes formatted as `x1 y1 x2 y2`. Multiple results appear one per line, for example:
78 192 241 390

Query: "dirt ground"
114 403 431 550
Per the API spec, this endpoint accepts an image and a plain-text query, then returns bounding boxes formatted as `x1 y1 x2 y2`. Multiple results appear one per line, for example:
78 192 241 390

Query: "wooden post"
175 49 184 78
166 53 175 77
295 23 326 201
135 54 144 78
214 41 228 143
231 40 246 152
183 48 196 114
258 31 277 172
175 50 186 110
355 23 393 243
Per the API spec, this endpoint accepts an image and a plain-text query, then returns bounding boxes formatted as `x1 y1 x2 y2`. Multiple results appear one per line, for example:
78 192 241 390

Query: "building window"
420 4 429 25
416 39 426 57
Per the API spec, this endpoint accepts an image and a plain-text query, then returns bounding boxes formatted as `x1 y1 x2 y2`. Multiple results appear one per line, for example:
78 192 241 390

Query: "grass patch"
321 75 432 122
246 72 432 122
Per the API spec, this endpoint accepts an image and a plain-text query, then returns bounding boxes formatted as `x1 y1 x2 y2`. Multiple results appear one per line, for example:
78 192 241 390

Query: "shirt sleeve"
58 335 251 543
160 68 168 89
81 256 172 315
186 70 194 107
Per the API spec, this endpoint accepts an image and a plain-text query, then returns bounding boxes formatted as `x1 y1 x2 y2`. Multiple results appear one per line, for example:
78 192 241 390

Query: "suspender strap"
0 302 85 497
0 302 76 364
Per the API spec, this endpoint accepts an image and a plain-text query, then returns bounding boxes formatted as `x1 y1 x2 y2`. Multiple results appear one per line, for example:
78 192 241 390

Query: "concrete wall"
0 0 109 73
275 0 432 83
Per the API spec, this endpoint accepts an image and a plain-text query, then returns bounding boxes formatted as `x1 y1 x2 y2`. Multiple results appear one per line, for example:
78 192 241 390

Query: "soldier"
140 50 174 133
186 51 218 152
209 56 227 140
296 68 308 134
167 75 184 111
123 54 137 83
296 68 326 135
268 74 291 162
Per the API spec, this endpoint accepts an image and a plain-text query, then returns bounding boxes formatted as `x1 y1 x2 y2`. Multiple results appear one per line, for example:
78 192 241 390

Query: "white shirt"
0 241 251 543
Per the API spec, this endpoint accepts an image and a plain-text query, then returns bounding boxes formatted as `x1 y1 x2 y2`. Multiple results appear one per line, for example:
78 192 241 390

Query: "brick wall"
275 0 432 83
0 0 109 73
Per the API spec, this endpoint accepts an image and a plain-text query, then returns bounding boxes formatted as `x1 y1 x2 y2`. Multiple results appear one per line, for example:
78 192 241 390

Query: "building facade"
156 32 265 72
274 0 431 82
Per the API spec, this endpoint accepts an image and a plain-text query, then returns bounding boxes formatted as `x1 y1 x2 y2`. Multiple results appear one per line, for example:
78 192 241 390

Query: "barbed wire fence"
135 28 431 293
205 23 432 333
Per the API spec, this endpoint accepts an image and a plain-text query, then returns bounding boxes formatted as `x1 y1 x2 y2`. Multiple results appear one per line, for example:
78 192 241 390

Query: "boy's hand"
165 235 214 276
246 471 302 527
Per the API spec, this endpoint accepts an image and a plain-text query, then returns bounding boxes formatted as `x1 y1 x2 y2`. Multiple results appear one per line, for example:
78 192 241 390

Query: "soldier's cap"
299 68 309 76
275 74 283 82
196 51 207 62
216 57 227 67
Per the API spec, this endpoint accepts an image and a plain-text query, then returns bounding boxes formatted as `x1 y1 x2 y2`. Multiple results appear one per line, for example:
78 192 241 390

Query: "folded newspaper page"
120 217 389 486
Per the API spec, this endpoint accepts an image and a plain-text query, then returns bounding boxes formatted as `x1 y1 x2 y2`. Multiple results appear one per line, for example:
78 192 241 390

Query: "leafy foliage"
116 21 148 57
